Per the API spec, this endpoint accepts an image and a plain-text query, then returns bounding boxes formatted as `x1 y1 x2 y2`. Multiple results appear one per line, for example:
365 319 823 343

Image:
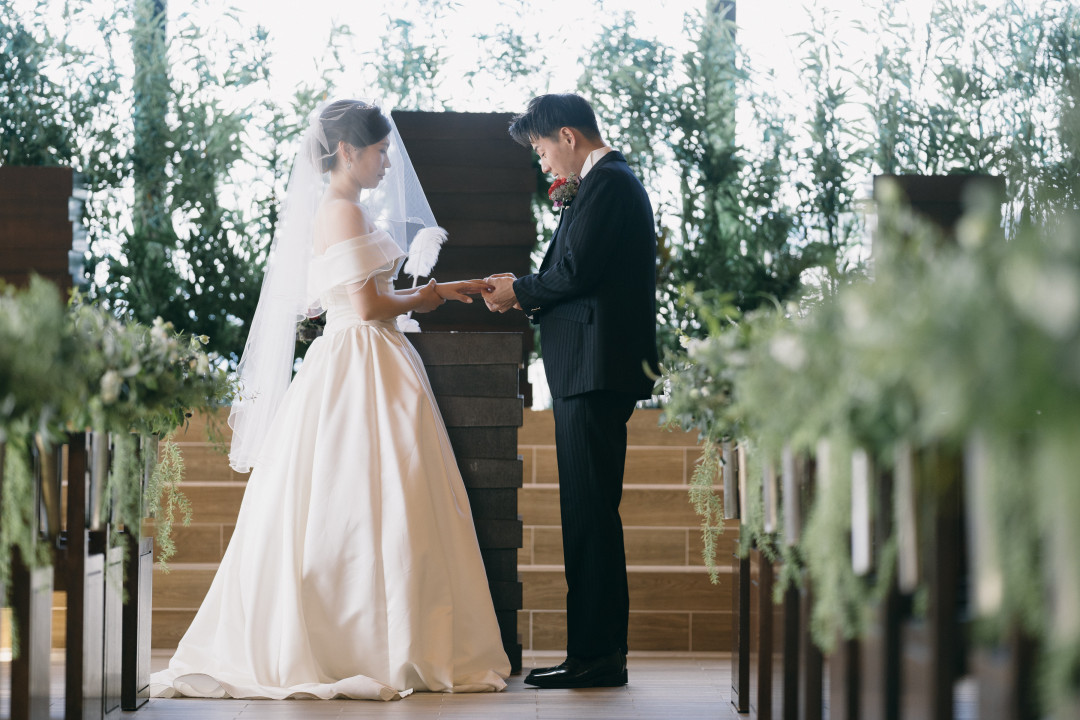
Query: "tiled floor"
4 651 740 720
2 650 983 719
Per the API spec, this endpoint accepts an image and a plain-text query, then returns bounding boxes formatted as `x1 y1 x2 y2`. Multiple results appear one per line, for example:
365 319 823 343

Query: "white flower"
396 316 421 333
151 317 170 343
685 338 707 360
1002 256 1080 338
196 354 210 375
842 295 870 332
101 370 122 404
769 333 807 371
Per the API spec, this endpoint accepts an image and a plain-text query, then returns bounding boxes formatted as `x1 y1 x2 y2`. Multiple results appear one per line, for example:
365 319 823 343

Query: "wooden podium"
409 332 525 673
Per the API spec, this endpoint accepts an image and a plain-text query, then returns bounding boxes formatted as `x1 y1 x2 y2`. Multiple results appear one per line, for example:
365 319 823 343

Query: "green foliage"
375 16 445 111
665 189 1080 709
687 439 723 583
0 1 123 167
86 0 275 366
0 278 230 634
579 13 676 190
67 300 232 439
466 24 545 97
581 5 848 353
146 437 192 569
0 279 79 434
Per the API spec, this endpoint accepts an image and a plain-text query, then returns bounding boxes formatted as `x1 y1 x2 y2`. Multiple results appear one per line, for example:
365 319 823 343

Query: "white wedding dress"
151 230 511 701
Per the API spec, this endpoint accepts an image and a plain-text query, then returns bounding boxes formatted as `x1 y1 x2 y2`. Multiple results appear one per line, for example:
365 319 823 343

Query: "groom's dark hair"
508 94 602 147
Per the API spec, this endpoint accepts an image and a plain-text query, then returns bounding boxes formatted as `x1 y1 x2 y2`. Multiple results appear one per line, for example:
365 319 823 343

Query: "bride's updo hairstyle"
318 100 393 173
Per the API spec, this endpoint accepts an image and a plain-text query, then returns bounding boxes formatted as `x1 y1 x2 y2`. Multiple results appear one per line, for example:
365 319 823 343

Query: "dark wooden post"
10 550 53 720
798 584 824 720
409 332 525 673
781 582 800 719
65 431 107 720
829 637 861 720
8 436 54 720
794 455 823 720
726 442 751 713
749 546 774 718
859 462 902 720
900 446 963 720
732 551 751 713
122 435 155 710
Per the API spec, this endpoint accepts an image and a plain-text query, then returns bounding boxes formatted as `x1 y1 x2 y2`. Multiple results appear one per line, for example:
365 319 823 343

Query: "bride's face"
351 136 392 189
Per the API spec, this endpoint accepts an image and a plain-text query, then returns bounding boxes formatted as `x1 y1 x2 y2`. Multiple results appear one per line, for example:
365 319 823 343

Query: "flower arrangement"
663 186 1080 712
548 174 580 210
0 279 233 590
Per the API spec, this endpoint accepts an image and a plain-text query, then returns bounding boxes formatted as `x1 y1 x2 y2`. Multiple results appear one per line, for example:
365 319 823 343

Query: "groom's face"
532 130 576 180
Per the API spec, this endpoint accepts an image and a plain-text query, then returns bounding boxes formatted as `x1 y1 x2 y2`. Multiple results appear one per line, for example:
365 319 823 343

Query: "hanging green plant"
145 437 192 570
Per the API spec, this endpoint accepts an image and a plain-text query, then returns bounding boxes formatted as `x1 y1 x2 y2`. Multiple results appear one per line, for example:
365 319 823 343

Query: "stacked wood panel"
407 332 525 674
0 166 82 289
392 111 537 404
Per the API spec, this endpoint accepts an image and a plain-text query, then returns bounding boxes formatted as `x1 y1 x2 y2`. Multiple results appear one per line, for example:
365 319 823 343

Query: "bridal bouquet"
548 174 579 210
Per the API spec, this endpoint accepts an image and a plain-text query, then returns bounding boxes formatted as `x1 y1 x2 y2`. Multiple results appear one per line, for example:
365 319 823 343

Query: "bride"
150 99 511 700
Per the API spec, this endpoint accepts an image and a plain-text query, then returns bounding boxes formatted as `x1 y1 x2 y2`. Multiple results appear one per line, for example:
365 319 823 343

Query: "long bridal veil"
227 99 439 473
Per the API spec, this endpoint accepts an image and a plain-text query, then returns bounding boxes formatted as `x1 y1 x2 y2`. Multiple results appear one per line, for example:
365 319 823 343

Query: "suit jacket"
514 151 658 400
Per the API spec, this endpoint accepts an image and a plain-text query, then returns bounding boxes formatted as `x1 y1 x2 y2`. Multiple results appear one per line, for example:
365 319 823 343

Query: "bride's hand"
436 279 495 303
413 279 445 313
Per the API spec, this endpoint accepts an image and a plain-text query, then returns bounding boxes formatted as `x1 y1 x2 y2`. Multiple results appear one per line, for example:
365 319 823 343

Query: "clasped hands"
416 274 520 314
480 273 520 313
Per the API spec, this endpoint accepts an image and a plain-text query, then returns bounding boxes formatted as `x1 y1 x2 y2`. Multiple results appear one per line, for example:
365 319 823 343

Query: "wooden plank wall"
393 111 538 403
0 165 76 290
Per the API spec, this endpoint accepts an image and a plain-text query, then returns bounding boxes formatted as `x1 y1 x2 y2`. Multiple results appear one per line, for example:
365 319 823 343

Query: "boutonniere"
548 174 580 210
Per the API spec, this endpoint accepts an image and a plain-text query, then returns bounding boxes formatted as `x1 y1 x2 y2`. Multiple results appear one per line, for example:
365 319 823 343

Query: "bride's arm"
435 280 493 303
391 280 492 302
347 277 443 321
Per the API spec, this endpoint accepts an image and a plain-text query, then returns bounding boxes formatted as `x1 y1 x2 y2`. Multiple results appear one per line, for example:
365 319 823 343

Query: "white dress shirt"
578 146 614 180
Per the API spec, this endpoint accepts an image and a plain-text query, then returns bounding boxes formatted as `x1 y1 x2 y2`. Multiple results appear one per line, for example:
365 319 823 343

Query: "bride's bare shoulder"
317 199 375 248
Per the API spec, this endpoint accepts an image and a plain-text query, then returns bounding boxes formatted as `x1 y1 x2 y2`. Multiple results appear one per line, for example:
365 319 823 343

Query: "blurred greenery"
662 187 1080 710
0 277 232 621
4 0 1079 366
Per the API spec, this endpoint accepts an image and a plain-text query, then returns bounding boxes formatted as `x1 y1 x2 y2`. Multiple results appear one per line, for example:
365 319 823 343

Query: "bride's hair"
319 100 393 173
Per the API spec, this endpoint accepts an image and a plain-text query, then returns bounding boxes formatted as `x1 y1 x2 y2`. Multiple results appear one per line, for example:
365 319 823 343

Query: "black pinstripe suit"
514 151 658 658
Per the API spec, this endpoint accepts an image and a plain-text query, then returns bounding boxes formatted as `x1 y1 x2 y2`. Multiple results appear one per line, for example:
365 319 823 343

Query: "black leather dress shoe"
524 650 628 688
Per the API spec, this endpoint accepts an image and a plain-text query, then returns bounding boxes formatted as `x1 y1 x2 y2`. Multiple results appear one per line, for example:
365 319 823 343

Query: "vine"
687 438 724 583
144 436 191 570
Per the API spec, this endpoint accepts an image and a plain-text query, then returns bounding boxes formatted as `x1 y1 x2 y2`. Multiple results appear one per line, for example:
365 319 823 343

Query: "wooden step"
518 565 733 652
521 445 698 485
520 520 740 567
143 521 231 564
521 608 733 652
520 565 732 613
172 483 247 524
518 408 700 448
167 443 243 484
520 484 709 527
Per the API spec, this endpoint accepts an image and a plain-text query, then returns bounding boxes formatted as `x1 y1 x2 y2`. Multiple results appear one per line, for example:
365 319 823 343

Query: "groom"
483 93 658 688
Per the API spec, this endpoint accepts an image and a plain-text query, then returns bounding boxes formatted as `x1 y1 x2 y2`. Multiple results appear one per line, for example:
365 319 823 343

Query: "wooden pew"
8 437 58 720
122 436 154 710
64 431 107 720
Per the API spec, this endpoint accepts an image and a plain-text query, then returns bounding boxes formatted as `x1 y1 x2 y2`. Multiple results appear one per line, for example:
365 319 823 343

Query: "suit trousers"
552 389 638 659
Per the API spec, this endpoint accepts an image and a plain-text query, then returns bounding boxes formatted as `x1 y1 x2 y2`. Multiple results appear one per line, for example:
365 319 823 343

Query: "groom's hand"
482 273 521 313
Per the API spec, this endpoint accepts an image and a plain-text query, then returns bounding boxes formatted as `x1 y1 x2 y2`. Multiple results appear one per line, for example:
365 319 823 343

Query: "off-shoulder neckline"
314 229 398 258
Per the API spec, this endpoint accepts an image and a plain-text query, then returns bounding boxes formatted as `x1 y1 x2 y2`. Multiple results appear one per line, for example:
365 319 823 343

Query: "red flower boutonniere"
548 174 580 210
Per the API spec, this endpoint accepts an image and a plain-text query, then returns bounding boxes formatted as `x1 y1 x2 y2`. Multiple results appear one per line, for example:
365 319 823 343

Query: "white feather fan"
404 226 448 281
